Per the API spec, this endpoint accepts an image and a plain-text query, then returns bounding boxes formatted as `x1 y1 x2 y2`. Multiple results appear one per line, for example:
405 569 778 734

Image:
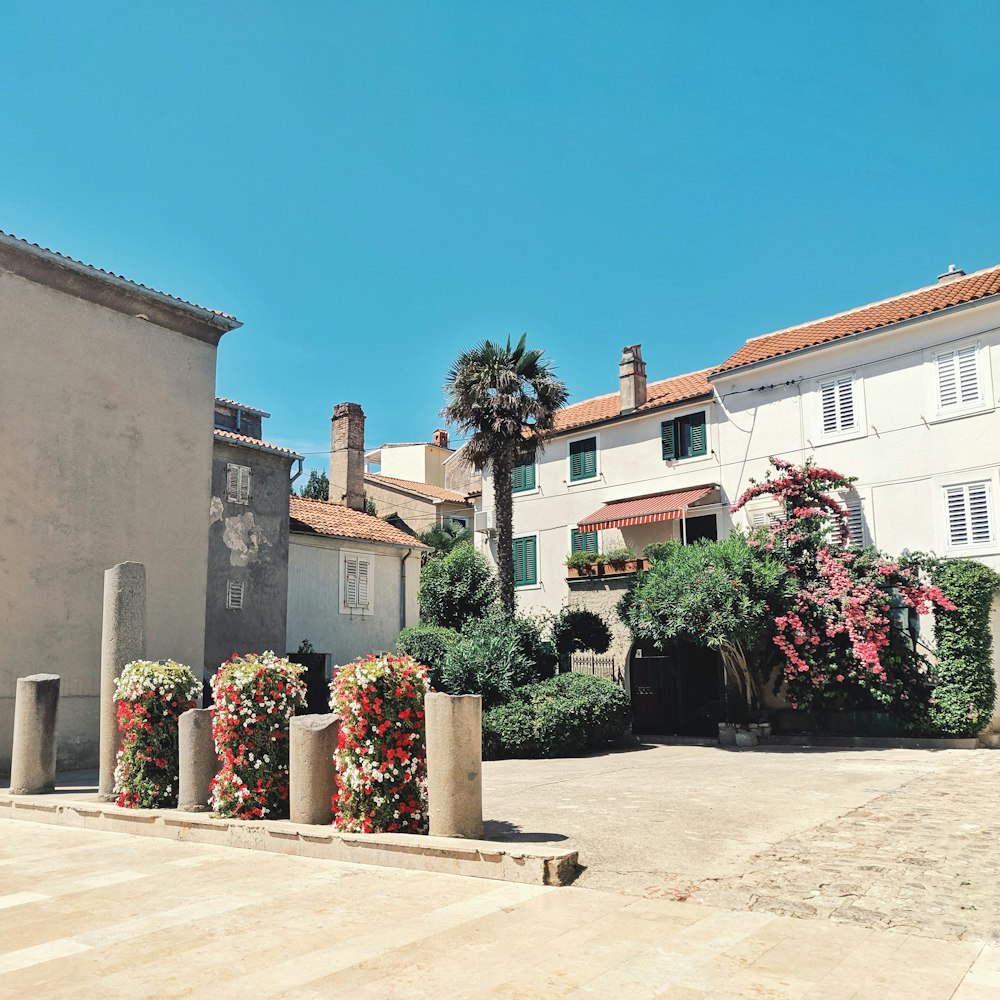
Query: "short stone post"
425 693 484 839
178 708 218 812
98 562 146 801
290 714 340 825
8 674 61 795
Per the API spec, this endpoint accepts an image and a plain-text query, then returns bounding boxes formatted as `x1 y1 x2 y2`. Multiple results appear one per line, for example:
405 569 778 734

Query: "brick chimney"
330 402 366 511
619 344 647 414
432 428 449 448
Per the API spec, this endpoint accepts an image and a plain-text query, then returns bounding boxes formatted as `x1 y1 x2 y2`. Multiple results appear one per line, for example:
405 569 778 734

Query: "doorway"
628 639 723 736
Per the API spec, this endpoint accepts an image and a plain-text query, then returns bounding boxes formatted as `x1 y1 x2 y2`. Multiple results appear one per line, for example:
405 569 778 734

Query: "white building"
476 264 1000 736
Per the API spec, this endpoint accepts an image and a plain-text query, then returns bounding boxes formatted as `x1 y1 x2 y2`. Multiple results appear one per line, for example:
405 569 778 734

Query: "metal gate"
628 643 723 736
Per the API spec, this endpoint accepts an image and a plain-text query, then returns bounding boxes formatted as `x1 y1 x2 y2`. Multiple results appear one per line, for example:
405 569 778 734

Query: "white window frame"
226 463 252 505
927 341 994 423
566 432 601 487
814 372 866 443
340 549 374 616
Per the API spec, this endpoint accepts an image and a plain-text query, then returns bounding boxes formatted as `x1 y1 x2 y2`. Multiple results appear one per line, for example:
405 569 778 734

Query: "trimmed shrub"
441 611 543 706
330 654 429 834
417 543 499 629
483 673 631 759
113 659 199 808
395 624 461 688
550 608 612 660
914 558 1000 737
209 651 307 819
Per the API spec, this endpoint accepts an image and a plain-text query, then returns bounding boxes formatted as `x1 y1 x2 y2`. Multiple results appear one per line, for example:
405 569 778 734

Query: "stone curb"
0 791 579 887
767 735 982 750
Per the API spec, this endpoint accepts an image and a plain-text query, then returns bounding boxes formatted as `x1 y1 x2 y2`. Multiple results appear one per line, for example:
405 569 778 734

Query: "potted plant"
602 547 639 575
565 551 605 577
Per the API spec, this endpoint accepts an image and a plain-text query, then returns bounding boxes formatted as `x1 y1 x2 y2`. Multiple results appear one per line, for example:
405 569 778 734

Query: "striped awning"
577 485 718 532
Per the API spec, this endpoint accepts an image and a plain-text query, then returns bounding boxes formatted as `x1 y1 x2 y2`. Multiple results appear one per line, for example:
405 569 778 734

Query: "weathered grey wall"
0 270 221 773
204 441 292 679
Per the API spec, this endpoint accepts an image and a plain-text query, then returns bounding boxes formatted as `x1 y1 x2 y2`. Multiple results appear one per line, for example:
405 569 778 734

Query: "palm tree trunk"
493 454 515 614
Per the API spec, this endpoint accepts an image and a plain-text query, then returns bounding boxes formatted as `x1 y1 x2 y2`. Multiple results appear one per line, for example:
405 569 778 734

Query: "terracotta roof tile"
364 473 470 504
214 428 302 459
215 397 271 418
547 369 715 435
716 265 1000 373
289 496 426 547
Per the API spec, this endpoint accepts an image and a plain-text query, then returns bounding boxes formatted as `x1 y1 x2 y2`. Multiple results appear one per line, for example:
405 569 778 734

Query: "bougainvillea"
330 654 429 834
113 659 199 809
209 651 306 820
731 457 955 711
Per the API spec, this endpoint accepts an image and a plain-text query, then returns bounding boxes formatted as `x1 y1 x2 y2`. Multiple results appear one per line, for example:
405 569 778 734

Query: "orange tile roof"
547 369 715 435
214 428 302 459
289 496 426 547
364 473 470 504
716 264 1000 373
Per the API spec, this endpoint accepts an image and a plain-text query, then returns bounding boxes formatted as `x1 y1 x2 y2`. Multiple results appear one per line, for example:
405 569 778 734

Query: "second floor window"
571 528 598 554
226 464 251 504
662 412 707 460
513 536 538 586
819 377 856 434
569 437 597 482
511 451 536 492
945 482 993 547
935 345 981 412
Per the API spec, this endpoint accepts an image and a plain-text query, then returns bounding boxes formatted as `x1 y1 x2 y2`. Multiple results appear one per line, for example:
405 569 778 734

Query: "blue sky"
4 2 1000 472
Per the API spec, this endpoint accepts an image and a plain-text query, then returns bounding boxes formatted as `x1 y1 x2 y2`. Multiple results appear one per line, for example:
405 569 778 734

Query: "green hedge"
483 672 631 759
396 624 461 688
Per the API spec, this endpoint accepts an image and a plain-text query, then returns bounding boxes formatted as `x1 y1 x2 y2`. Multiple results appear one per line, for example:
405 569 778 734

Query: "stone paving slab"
0 774 578 887
0 821 995 999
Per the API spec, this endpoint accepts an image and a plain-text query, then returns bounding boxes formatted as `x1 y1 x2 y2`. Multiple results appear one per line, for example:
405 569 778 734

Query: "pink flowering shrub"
209 651 307 819
731 458 955 711
330 654 429 834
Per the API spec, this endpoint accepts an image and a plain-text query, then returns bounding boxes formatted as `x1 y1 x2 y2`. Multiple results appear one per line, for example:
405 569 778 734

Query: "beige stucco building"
0 231 240 772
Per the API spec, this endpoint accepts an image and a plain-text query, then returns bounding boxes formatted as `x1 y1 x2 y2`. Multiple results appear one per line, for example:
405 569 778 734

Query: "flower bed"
209 651 307 820
113 659 199 809
330 653 429 834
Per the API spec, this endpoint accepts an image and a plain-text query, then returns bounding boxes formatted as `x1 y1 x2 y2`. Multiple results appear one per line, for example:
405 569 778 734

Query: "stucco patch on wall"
209 496 224 527
219 510 270 567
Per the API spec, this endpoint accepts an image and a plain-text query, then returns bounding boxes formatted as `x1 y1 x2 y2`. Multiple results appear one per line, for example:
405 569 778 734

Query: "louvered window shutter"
570 439 596 481
238 467 251 504
661 420 676 460
523 536 537 584
968 483 992 543
344 555 359 607
226 464 240 502
844 500 866 545
838 379 855 430
356 558 370 607
689 413 707 456
945 483 992 547
937 352 959 409
820 379 855 433
572 529 598 554
957 346 980 405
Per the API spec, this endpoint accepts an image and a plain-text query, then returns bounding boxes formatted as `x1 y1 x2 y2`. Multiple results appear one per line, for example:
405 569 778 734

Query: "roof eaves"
213 429 302 460
545 390 716 438
215 397 271 418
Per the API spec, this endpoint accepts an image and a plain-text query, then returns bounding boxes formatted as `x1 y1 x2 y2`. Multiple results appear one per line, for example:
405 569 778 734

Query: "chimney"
619 344 647 414
432 428 449 449
937 264 966 284
330 402 366 511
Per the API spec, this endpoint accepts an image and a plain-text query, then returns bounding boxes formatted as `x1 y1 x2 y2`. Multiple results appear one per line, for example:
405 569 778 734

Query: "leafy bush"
209 651 307 820
396 624 461 688
418 543 499 629
330 654 429 833
602 547 636 568
550 608 612 660
483 673 630 759
113 659 199 809
440 610 542 706
909 558 1000 737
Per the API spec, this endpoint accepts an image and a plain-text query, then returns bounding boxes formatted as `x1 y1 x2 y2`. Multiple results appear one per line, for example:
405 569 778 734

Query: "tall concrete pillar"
178 708 218 812
425 693 484 839
290 714 339 825
98 562 146 801
8 674 60 795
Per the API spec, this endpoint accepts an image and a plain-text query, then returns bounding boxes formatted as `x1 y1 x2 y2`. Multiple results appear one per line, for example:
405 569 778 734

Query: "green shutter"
572 529 598 554
661 420 676 460
512 452 536 493
513 536 537 586
570 438 597 481
690 412 707 456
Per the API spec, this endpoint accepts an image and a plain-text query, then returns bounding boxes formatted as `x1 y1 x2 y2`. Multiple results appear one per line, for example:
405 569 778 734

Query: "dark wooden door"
629 642 723 736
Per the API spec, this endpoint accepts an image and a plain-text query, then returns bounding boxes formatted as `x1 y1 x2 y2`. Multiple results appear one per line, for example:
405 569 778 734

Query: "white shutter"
820 382 838 433
837 378 855 430
238 467 251 504
937 352 959 409
356 558 370 607
819 377 855 433
844 500 866 545
957 346 980 404
945 482 993 547
226 464 251 504
344 555 359 607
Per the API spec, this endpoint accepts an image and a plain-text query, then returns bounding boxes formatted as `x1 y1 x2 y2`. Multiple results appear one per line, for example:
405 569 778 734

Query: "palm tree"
443 335 568 614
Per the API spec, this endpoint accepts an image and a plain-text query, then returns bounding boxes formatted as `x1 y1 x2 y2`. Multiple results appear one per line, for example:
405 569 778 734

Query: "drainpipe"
399 547 413 630
289 457 304 488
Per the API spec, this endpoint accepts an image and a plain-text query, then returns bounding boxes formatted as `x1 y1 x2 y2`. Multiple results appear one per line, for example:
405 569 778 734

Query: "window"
661 412 707 460
944 482 993 547
225 580 245 610
511 450 536 492
226 463 251 504
571 528 598 554
935 345 981 411
569 438 597 482
819 377 856 435
512 536 537 586
449 516 468 529
341 551 373 614
843 499 867 546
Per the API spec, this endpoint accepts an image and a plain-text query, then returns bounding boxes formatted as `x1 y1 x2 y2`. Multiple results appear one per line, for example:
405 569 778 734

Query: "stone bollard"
8 674 61 794
178 708 218 812
290 714 340 826
98 562 147 801
425 693 484 839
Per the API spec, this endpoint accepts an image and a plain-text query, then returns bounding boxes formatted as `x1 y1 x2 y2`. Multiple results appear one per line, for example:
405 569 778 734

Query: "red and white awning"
577 485 718 532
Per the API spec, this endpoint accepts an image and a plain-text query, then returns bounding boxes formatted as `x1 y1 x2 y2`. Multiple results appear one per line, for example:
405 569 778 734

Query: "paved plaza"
1 744 998 997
